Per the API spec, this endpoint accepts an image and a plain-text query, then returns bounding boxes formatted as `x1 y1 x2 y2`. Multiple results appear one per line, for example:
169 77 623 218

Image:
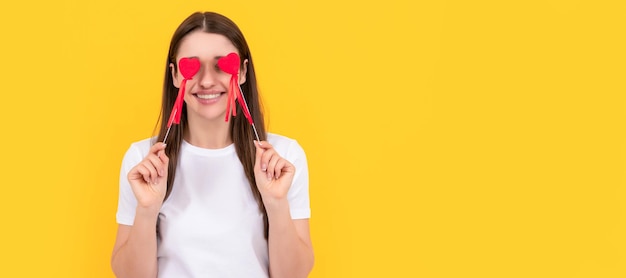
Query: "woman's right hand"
127 143 169 211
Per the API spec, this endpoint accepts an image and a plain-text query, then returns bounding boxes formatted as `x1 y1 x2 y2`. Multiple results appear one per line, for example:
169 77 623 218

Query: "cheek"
221 75 234 86
211 74 236 89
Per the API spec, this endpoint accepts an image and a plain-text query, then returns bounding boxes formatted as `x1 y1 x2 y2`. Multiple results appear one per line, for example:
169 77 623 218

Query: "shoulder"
123 137 155 161
266 133 307 162
267 133 300 151
267 132 296 146
130 137 155 152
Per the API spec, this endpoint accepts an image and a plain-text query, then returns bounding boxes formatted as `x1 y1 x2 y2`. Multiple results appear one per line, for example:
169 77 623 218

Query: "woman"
111 11 314 278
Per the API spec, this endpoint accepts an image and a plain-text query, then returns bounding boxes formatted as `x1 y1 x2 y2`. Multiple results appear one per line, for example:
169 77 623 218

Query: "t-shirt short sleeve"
284 139 311 219
116 142 147 225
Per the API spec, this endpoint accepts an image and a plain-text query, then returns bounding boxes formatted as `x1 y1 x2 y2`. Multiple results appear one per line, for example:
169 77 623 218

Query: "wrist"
135 205 161 219
263 197 291 218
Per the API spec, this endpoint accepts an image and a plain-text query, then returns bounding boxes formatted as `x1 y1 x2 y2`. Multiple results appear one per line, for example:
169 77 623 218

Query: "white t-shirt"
116 133 311 278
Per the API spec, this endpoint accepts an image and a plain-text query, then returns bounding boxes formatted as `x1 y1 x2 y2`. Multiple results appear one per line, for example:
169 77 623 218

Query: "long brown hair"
154 12 268 237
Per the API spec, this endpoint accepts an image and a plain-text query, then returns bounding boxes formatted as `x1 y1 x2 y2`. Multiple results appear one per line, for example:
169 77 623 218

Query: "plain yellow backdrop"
0 0 625 277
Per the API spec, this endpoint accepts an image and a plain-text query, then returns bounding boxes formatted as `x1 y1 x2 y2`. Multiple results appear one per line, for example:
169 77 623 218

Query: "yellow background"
1 0 625 277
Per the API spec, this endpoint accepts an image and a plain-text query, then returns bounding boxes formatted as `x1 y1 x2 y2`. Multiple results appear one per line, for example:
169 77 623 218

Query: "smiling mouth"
194 92 225 99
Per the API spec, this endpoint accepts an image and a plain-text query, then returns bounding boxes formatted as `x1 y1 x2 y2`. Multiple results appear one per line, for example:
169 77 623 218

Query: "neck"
184 115 232 149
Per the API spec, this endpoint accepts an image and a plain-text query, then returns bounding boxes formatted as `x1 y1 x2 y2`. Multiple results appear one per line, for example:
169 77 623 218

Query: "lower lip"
194 94 224 104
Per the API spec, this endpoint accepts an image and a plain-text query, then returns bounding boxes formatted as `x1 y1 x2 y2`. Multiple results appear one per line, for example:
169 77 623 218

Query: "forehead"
176 31 239 61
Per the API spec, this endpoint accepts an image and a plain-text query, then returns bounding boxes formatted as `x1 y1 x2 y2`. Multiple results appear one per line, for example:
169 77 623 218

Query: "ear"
170 62 181 88
239 59 248 85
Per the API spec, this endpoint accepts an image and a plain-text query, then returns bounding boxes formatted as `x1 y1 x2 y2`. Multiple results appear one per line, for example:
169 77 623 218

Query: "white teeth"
196 93 221 99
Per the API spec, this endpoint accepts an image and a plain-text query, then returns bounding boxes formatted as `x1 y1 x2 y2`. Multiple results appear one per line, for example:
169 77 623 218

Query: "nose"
197 64 219 89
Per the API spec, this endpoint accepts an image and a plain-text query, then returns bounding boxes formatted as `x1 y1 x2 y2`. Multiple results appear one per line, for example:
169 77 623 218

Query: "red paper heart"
179 57 200 79
217 53 240 75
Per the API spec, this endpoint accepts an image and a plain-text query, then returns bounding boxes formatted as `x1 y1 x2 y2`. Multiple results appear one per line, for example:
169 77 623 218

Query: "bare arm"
267 204 314 278
254 141 314 278
111 208 160 278
112 143 168 278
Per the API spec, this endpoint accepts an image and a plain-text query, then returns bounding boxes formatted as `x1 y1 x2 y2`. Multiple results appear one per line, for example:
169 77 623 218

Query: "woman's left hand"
254 141 295 203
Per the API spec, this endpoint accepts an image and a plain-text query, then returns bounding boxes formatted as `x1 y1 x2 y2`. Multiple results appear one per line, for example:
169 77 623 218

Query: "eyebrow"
181 56 226 61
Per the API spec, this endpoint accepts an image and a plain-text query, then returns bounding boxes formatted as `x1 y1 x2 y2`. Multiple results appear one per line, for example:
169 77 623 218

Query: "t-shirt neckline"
181 140 236 156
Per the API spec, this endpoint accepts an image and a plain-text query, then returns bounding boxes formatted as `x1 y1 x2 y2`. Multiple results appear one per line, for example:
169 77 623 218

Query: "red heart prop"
179 57 200 79
217 52 240 75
